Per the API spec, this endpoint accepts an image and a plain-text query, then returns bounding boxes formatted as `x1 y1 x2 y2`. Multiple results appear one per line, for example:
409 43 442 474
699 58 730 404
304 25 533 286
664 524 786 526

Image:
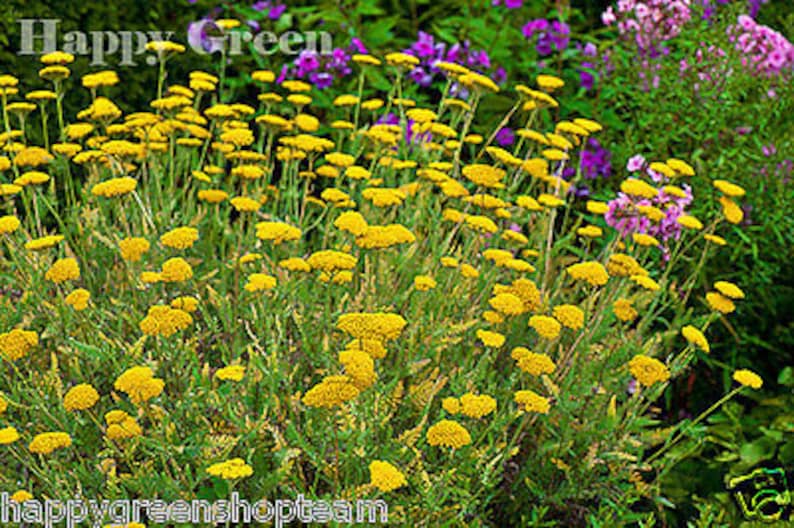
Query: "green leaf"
778 366 794 386
738 439 776 466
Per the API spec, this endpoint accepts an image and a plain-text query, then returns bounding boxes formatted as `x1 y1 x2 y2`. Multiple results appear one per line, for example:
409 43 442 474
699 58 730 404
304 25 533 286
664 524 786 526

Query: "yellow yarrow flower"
733 369 762 389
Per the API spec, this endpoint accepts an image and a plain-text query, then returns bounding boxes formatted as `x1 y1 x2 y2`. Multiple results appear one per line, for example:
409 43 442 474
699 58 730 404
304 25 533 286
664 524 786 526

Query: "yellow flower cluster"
139 305 193 337
113 366 165 404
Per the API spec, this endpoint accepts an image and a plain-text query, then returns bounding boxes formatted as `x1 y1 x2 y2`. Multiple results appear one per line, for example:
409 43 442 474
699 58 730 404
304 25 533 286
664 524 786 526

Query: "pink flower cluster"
679 42 731 94
602 0 692 56
604 154 694 253
728 15 794 77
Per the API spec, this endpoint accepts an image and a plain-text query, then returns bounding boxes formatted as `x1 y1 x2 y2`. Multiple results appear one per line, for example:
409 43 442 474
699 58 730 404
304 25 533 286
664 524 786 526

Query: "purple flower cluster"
604 154 694 249
251 1 287 22
728 14 794 77
561 137 613 197
277 39 367 89
402 32 506 88
522 19 571 56
577 42 613 90
187 2 286 53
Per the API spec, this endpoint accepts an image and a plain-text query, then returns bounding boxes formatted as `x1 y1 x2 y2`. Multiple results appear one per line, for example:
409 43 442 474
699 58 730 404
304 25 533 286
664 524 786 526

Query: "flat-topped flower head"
206 458 253 480
336 312 407 341
426 419 471 448
160 227 199 250
628 355 670 387
368 461 407 492
733 369 762 390
302 375 360 408
29 432 71 454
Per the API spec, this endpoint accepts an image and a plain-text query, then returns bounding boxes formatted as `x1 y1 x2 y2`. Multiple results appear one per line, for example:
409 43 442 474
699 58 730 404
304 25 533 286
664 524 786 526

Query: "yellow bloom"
29 432 72 454
577 225 603 238
733 369 762 390
0 427 20 444
65 288 90 311
339 349 377 390
706 292 735 314
206 458 253 480
552 305 584 330
355 224 416 249
714 281 744 299
681 325 709 353
63 383 100 411
426 419 471 448
462 164 506 189
704 234 727 246
631 274 660 291
413 275 437 291
345 338 388 360
230 196 261 213
719 196 743 224
337 312 407 341
677 215 703 230
459 393 497 418
566 261 609 286
477 329 505 348
302 375 360 408
160 257 193 282
516 351 556 376
9 491 33 503
628 355 670 387
215 365 245 382
0 215 21 235
244 273 277 292
255 222 302 244
713 179 745 197
368 461 407 492
488 293 526 316
613 299 638 322
607 253 646 277
442 397 461 414
105 411 142 440
91 177 137 198
632 233 660 247
529 315 561 340
160 227 198 250
307 250 358 272
25 234 64 251
536 74 564 92
45 257 80 284
114 366 165 404
0 329 38 361
385 52 421 68
353 54 382 66
514 390 550 414
620 178 658 199
119 237 150 262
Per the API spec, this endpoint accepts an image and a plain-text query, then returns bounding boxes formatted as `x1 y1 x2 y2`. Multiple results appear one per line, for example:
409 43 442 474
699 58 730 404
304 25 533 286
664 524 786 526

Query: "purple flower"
401 33 504 89
522 19 549 40
187 19 226 54
412 32 437 58
495 127 515 147
523 18 570 56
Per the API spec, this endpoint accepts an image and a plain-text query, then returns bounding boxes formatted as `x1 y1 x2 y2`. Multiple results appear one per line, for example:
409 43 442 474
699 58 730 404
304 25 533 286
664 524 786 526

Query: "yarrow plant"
0 26 766 527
